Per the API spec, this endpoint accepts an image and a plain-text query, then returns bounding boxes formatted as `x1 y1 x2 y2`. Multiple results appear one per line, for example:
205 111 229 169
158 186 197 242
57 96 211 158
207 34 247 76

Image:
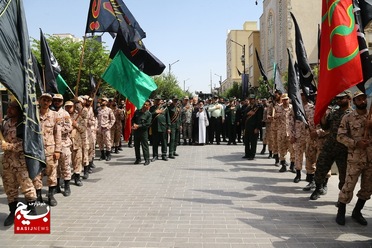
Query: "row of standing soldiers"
259 89 372 226
1 93 126 226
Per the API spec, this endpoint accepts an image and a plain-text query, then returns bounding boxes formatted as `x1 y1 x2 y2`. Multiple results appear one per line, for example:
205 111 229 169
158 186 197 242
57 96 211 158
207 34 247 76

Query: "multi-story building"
259 0 321 80
222 21 258 94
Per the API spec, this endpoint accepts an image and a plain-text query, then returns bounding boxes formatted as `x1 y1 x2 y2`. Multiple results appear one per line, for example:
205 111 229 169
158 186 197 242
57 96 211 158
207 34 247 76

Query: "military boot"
289 162 296 173
310 183 324 200
303 174 316 191
74 173 83 186
48 187 58 207
63 180 71 197
99 150 106 160
4 201 18 226
336 202 346 225
88 161 93 173
106 150 111 161
267 151 273 159
260 144 266 154
352 198 368 225
90 160 96 168
36 189 44 203
82 166 89 179
322 178 329 195
55 178 62 194
114 146 119 154
293 170 301 183
279 160 287 172
274 154 280 167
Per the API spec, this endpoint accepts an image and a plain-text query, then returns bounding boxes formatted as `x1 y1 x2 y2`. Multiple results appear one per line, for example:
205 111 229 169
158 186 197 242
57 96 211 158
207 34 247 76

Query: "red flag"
124 99 136 141
315 0 363 124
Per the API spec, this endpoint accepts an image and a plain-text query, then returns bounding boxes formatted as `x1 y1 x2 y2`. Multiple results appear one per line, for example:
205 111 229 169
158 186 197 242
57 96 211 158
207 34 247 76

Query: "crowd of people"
1 89 372 228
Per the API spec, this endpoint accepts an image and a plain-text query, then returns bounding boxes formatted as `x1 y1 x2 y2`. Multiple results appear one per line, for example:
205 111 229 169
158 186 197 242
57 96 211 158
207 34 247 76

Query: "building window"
249 44 253 56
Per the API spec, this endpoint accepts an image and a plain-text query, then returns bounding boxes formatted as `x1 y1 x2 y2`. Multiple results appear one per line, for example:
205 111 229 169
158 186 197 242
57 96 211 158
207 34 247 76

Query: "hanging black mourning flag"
110 30 165 76
359 0 372 27
0 0 45 179
354 0 372 92
85 0 146 43
40 29 60 94
255 48 268 82
287 49 308 126
290 12 317 101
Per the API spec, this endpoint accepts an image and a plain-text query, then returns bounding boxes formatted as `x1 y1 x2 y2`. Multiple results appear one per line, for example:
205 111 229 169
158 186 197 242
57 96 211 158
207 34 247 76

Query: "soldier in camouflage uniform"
80 96 90 179
181 97 193 145
267 90 283 166
66 100 86 186
335 91 372 226
33 93 62 207
110 101 125 154
132 100 152 165
289 91 316 184
276 94 295 172
52 94 72 197
310 91 353 200
85 97 97 173
1 101 36 226
97 97 116 161
168 96 182 158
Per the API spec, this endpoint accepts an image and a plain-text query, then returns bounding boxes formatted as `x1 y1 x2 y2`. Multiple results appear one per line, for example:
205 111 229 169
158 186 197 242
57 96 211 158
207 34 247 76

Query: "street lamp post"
169 59 180 75
230 39 245 74
214 73 222 95
183 78 190 92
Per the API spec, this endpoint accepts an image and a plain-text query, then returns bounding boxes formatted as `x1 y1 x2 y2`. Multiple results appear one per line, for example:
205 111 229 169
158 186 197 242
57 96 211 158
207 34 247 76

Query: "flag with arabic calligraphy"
315 0 363 124
85 0 145 44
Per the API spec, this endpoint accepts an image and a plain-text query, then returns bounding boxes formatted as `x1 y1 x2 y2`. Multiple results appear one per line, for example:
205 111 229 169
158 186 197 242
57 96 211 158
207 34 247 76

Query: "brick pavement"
0 141 371 248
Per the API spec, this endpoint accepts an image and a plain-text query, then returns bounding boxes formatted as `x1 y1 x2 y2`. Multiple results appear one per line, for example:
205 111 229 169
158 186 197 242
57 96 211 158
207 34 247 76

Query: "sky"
23 0 263 94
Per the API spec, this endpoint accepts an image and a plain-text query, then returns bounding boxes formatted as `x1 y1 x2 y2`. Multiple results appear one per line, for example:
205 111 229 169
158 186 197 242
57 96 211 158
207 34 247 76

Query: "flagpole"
42 65 46 92
75 36 87 96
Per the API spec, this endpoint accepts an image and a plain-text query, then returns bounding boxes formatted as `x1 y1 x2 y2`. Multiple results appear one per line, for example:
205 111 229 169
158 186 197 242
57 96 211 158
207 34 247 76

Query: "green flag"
102 50 157 109
56 74 68 95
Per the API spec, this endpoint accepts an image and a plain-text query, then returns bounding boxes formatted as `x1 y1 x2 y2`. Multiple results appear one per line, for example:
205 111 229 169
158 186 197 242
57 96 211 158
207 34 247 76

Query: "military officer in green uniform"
168 95 182 158
132 100 152 166
150 95 170 161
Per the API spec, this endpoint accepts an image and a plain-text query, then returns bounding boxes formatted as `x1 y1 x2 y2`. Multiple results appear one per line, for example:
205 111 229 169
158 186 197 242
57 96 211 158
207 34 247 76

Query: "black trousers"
244 129 259 158
209 116 222 143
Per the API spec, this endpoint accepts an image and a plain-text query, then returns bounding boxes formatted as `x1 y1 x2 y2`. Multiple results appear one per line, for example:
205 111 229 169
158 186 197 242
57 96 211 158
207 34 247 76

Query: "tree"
224 81 242 99
31 35 110 99
151 73 184 99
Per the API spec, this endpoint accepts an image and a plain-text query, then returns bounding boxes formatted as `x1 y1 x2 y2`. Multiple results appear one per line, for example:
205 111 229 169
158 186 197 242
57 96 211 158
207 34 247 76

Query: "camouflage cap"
53 93 64 100
281 93 289 100
353 90 366 99
336 90 352 98
40 93 53 100
64 101 74 106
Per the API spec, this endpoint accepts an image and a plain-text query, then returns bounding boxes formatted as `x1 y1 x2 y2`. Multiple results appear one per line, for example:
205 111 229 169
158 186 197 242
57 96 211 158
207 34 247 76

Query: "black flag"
290 12 317 101
353 0 372 92
359 0 372 27
287 49 308 126
255 48 268 82
0 0 45 179
273 63 286 93
110 30 165 76
40 29 59 93
85 0 146 43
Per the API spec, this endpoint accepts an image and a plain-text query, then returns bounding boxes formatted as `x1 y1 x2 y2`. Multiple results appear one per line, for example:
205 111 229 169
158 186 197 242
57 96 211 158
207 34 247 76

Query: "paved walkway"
0 141 371 248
